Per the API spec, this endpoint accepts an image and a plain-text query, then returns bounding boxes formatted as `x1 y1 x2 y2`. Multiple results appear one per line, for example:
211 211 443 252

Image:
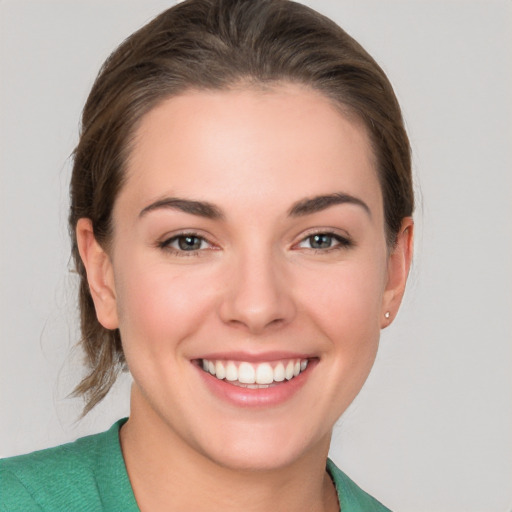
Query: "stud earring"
384 311 390 319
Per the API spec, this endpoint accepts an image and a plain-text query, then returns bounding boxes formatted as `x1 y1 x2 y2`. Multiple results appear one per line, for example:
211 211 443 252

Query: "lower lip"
194 361 316 408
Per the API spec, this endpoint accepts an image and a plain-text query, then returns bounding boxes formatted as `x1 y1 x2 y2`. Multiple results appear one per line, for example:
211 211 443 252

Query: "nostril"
267 318 285 328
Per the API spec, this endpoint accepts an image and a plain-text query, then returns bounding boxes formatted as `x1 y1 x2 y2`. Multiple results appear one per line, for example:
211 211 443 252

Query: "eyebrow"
139 192 370 220
288 193 371 217
139 197 224 220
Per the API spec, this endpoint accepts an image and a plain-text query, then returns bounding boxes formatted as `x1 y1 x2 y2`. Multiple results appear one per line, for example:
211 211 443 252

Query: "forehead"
120 83 381 218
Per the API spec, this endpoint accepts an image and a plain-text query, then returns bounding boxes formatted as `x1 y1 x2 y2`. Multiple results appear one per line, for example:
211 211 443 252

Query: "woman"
0 0 413 510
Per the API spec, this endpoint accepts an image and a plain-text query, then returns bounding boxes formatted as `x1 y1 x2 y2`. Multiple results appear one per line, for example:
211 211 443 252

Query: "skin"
77 83 413 512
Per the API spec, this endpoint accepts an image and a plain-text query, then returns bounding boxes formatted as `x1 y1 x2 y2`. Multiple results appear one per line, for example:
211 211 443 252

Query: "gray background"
1 1 511 511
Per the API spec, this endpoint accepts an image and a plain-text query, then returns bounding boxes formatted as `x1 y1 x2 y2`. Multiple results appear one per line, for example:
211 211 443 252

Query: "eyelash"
158 230 353 257
295 231 353 253
158 232 214 257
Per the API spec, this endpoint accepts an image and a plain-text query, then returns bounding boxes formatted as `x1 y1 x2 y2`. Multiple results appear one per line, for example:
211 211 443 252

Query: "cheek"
295 259 386 349
286 266 384 426
113 258 218 352
299 261 386 408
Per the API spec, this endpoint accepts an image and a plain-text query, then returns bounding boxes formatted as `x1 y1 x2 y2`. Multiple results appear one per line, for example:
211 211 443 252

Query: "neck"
120 387 339 512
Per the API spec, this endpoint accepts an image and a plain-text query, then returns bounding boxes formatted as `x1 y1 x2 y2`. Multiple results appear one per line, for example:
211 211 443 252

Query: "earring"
384 311 390 319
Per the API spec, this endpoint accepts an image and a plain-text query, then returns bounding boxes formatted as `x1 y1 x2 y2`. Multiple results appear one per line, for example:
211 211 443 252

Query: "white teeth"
238 362 256 384
273 362 285 382
285 361 294 380
225 361 238 381
215 360 226 380
201 358 310 385
255 363 274 385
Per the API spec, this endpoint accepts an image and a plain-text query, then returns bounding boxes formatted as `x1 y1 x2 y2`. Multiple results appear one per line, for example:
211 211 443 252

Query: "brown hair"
69 0 414 414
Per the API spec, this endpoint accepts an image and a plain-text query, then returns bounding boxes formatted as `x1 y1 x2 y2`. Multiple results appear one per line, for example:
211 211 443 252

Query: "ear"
381 217 414 328
76 218 119 330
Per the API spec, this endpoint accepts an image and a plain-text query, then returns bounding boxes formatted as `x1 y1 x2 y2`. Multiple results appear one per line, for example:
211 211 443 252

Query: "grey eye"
177 235 204 251
297 232 351 251
306 234 335 249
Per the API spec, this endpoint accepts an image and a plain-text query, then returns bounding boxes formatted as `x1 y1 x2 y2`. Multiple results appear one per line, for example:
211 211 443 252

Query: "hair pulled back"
70 0 414 414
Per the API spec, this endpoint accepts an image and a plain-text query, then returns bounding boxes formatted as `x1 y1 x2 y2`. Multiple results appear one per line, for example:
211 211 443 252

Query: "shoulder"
0 433 104 512
0 419 137 512
327 458 392 512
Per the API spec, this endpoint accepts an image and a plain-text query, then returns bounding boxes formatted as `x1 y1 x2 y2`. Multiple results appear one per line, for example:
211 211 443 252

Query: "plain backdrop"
1 1 511 511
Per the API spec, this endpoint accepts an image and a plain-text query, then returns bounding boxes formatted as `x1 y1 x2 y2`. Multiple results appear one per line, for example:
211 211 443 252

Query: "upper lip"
193 351 315 363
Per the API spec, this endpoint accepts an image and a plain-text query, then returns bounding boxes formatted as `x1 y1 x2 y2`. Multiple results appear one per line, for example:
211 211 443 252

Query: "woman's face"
83 83 411 470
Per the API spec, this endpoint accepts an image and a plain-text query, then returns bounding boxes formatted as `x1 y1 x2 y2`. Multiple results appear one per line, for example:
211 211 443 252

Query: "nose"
218 247 296 334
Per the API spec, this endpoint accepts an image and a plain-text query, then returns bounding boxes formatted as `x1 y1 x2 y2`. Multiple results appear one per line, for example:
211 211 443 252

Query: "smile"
200 358 309 388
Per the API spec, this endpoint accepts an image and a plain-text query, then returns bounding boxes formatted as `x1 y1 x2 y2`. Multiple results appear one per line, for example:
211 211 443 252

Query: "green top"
0 419 390 511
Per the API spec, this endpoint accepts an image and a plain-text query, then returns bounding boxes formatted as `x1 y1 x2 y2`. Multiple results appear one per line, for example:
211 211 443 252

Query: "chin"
190 417 332 473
